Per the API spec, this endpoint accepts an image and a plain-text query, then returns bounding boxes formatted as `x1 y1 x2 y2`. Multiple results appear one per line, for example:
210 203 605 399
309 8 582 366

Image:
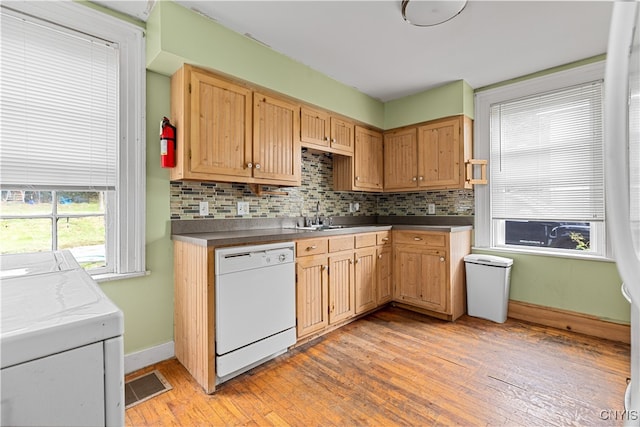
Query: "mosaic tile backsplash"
170 150 474 220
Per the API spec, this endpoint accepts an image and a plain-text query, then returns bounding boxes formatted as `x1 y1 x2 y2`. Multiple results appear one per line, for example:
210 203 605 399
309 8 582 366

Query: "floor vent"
125 370 172 409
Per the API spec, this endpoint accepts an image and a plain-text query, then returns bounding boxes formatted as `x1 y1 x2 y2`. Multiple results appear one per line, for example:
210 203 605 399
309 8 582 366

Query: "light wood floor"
125 307 630 426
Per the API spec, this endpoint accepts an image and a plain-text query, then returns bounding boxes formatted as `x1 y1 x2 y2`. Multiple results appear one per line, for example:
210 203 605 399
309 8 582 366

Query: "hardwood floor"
125 307 630 426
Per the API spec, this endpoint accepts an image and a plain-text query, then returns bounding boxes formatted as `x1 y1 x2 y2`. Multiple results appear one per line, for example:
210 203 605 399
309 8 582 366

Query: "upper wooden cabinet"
253 92 301 184
300 107 354 155
170 65 300 186
383 115 479 191
333 126 383 192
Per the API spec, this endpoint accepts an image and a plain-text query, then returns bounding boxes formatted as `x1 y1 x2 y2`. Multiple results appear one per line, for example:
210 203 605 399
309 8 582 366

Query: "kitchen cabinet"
296 254 329 338
300 106 354 155
333 126 383 192
296 231 390 340
376 231 393 304
170 64 300 186
393 229 471 321
253 92 301 184
383 115 479 191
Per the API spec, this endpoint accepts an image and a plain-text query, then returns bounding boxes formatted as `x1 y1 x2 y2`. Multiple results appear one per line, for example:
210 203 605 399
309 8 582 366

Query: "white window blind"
490 81 604 222
0 8 118 190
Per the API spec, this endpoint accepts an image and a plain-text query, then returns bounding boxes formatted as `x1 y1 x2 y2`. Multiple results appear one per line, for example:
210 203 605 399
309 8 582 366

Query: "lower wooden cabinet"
296 232 391 340
377 246 393 305
296 255 329 338
354 247 377 314
393 229 471 321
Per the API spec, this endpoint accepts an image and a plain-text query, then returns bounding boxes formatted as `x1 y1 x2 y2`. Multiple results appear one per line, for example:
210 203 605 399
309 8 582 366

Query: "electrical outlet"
354 202 360 212
237 201 249 216
349 202 355 213
199 201 209 216
428 203 436 215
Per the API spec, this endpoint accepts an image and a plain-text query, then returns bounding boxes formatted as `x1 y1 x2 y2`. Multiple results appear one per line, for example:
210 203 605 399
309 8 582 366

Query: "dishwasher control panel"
215 242 295 275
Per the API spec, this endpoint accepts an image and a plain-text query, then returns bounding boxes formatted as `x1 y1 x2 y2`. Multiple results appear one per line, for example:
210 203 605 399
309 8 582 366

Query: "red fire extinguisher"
160 117 176 168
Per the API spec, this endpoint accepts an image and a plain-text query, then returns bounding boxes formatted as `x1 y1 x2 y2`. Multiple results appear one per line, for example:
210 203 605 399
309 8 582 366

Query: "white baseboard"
124 341 175 374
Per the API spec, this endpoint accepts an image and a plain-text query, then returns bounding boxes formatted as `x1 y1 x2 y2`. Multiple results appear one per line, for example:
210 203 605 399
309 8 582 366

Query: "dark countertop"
172 220 473 247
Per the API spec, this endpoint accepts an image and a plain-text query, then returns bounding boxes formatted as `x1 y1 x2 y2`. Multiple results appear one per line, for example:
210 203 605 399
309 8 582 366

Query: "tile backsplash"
170 150 474 220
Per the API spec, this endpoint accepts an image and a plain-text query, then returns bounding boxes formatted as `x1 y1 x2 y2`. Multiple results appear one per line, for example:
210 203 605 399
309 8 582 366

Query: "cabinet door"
296 255 329 338
417 117 461 188
377 246 393 305
384 128 418 190
190 69 252 177
394 246 448 313
353 126 383 191
355 247 377 314
253 93 301 184
328 252 355 324
330 117 354 155
300 107 330 147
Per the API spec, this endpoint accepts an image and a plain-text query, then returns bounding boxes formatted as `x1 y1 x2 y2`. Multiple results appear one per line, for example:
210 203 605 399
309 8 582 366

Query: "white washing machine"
1 251 124 427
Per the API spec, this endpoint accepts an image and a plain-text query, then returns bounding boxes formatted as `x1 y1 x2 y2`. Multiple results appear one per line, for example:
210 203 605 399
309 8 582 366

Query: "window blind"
490 81 604 222
0 9 118 190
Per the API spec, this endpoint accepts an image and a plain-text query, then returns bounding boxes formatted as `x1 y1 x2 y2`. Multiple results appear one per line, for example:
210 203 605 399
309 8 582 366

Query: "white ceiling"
95 0 614 102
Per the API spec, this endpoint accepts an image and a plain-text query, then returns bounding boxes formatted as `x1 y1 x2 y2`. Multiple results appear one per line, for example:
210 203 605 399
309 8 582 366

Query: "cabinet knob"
378 254 383 259
412 177 417 182
321 265 327 271
350 259 355 264
247 162 253 169
440 257 445 262
307 245 317 251
324 136 329 142
413 237 423 241
255 163 261 170
382 237 389 242
331 138 336 143
419 176 424 181
356 258 361 264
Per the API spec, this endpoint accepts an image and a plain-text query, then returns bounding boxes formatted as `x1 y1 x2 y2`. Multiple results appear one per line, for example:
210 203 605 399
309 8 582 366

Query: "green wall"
100 71 174 354
473 250 629 324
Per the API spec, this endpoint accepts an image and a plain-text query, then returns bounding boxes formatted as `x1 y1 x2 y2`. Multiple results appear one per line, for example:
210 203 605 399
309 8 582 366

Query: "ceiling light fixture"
401 0 467 27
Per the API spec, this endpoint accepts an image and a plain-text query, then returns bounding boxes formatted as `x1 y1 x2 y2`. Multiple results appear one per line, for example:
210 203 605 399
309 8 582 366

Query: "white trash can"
464 254 514 323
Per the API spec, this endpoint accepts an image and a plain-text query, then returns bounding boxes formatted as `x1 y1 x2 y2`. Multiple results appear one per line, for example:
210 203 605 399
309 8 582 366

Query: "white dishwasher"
215 242 296 384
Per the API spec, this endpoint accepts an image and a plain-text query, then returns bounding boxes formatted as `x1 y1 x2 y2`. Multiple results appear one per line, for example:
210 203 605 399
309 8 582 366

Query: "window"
0 2 145 279
475 62 608 258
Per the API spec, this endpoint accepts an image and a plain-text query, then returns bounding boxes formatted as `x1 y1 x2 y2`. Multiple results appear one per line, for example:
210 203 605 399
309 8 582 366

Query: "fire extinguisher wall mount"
160 116 177 168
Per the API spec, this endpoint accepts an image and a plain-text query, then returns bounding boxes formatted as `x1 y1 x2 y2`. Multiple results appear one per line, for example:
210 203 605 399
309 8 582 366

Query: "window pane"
57 192 104 214
57 216 106 270
0 218 52 253
1 190 52 215
503 220 591 251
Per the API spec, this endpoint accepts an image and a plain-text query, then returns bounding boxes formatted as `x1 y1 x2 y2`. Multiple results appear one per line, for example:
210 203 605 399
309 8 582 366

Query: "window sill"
472 246 615 263
93 270 150 283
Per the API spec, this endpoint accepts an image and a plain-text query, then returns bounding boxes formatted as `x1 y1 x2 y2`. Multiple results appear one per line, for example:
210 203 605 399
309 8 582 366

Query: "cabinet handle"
440 257 445 262
247 162 253 169
413 237 423 241
307 245 317 251
418 176 424 181
255 163 261 170
412 177 417 182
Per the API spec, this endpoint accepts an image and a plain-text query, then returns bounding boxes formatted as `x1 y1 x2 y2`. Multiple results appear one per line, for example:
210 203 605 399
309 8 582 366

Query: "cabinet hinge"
189 149 192 160
188 83 192 94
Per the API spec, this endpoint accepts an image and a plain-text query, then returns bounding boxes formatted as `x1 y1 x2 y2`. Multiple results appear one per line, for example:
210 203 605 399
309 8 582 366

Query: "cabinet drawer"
329 235 355 252
297 238 328 256
355 233 377 248
376 231 391 246
393 231 447 248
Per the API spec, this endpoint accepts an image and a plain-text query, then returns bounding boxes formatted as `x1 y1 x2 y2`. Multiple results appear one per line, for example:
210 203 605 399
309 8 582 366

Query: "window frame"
1 1 146 280
474 61 612 260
